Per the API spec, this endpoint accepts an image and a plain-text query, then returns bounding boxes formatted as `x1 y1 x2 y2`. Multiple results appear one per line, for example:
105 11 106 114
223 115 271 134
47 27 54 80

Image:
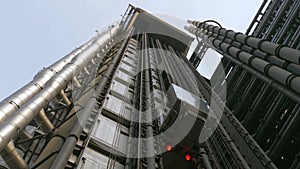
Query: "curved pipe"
0 37 96 124
0 25 120 152
38 108 54 132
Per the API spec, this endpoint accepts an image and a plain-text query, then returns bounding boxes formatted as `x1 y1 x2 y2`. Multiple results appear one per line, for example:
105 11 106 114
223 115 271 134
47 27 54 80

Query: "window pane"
104 95 132 120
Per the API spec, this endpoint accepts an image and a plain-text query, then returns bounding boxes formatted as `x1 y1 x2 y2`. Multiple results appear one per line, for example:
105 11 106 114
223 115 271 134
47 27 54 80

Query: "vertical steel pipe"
143 34 155 169
199 148 213 169
49 28 128 169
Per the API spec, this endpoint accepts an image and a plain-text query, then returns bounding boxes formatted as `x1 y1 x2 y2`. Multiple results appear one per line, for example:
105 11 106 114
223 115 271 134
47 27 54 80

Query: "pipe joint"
68 134 79 142
263 63 272 75
225 29 235 39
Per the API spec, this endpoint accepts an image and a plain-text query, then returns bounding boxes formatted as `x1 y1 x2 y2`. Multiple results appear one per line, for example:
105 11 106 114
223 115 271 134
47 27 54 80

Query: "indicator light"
167 145 172 151
185 154 191 161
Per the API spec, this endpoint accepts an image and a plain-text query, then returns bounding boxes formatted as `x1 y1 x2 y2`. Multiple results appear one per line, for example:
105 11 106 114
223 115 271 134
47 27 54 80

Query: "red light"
167 145 172 151
185 154 191 161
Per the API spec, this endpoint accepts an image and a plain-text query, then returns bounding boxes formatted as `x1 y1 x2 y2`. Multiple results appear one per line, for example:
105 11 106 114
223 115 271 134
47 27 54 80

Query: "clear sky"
0 0 262 100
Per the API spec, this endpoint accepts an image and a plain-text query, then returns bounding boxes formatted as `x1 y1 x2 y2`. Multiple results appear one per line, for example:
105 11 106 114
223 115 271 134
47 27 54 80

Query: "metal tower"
0 2 299 169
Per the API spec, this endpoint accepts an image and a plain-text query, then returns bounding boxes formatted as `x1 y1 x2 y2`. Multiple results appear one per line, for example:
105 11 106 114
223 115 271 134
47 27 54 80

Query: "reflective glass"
92 115 128 153
172 84 208 112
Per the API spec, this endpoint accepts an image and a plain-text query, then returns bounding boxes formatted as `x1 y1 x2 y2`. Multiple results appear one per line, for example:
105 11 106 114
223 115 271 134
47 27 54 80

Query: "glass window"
92 115 128 153
126 50 137 59
118 133 128 153
111 81 128 96
105 95 122 113
122 57 136 67
121 59 136 68
104 95 132 120
171 84 209 113
93 116 117 144
115 71 134 85
124 106 132 119
121 125 129 135
81 148 108 169
127 47 137 55
120 63 136 75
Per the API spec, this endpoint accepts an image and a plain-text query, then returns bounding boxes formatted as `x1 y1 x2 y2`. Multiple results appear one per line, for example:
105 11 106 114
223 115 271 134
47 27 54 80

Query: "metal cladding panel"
78 147 124 169
91 115 128 154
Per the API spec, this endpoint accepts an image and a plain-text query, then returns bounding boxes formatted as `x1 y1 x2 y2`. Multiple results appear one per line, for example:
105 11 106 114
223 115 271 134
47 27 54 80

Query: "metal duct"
0 25 120 152
185 26 300 96
190 21 300 64
0 37 95 124
195 22 300 76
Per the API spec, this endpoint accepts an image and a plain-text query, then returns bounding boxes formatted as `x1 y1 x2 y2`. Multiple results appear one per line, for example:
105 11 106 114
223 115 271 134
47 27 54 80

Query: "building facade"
0 1 299 169
0 5 208 169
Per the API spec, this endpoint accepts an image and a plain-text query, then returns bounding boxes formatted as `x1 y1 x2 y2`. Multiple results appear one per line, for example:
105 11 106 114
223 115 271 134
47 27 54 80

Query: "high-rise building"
186 0 299 168
0 2 299 169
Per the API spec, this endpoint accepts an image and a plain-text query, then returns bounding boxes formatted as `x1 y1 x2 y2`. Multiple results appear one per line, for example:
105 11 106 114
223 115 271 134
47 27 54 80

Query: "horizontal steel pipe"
0 25 120 152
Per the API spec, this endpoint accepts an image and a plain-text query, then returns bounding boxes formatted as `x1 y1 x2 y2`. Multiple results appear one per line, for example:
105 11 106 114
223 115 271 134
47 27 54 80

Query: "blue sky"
0 0 262 100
